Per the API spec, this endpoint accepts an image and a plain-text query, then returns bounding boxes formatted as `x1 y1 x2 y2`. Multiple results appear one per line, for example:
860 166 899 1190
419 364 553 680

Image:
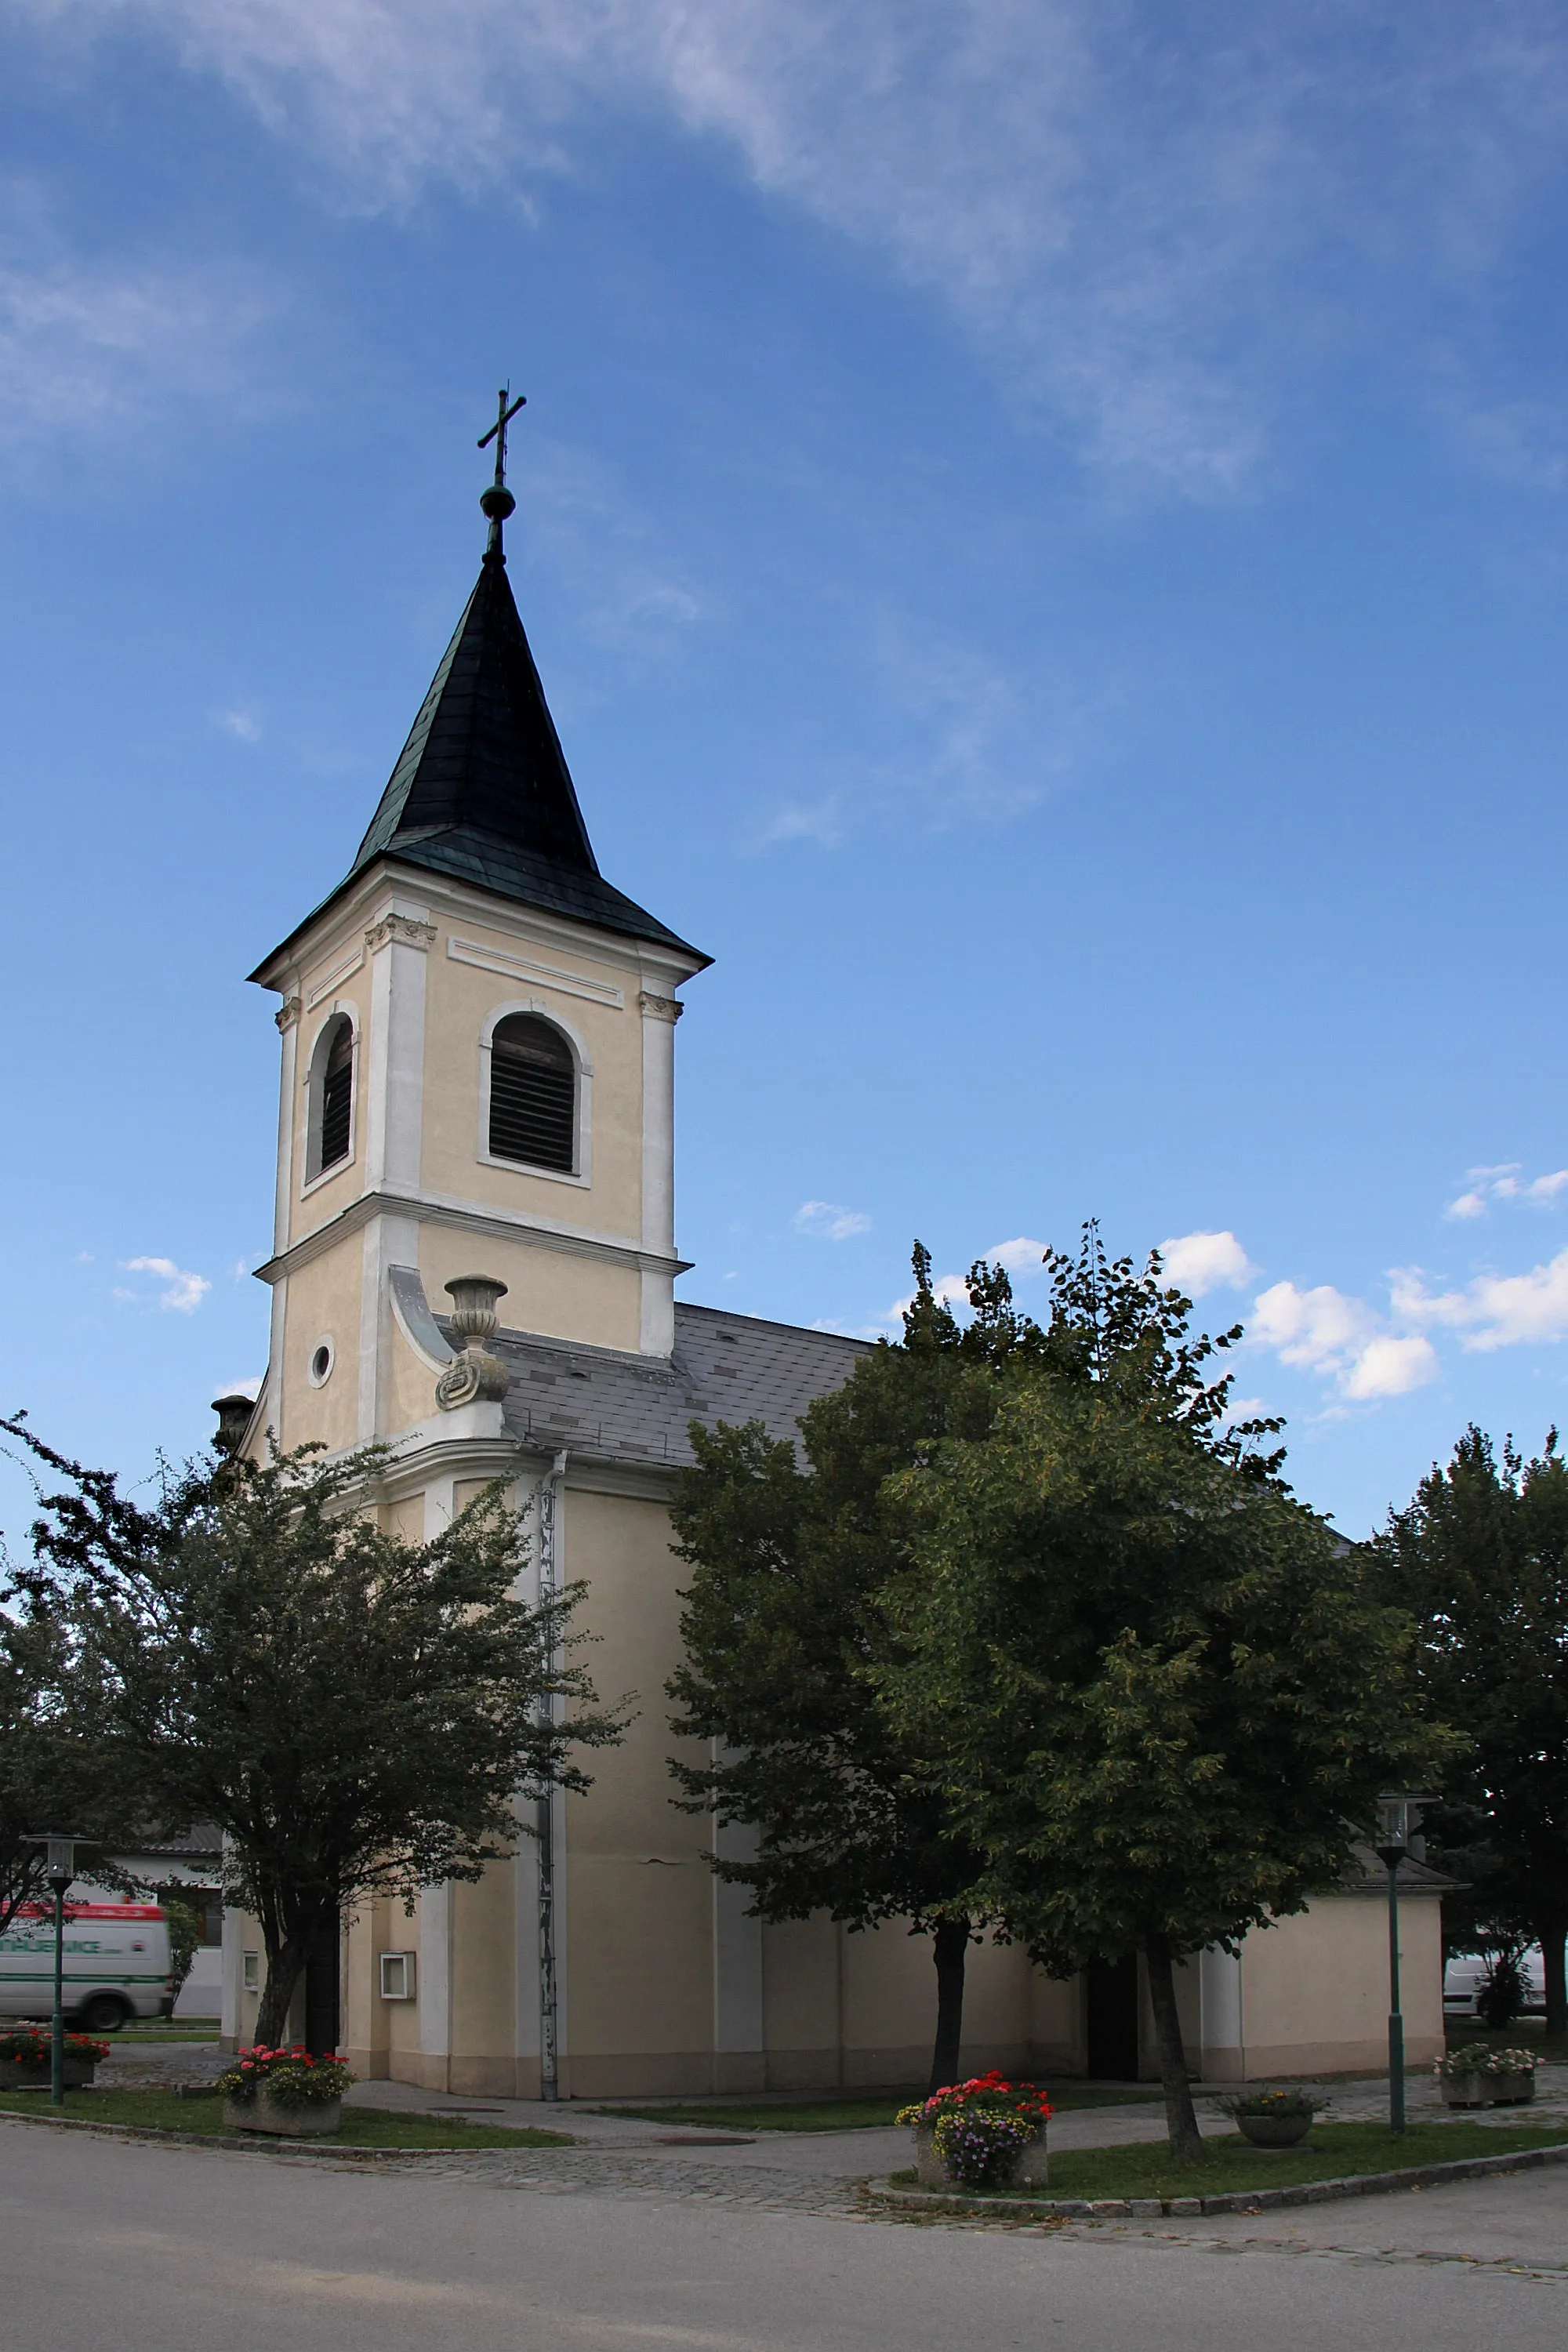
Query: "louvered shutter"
489 1015 575 1171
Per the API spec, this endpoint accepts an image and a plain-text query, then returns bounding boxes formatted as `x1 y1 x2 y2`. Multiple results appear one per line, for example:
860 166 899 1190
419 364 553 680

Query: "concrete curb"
0 2109 573 2162
869 2139 1568 2222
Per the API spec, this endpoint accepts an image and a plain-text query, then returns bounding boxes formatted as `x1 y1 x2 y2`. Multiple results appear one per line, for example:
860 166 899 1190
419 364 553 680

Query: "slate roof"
252 536 707 976
472 1300 873 1468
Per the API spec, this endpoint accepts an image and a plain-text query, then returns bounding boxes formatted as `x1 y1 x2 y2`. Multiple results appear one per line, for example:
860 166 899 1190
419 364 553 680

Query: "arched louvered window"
308 1014 355 1181
488 1014 575 1173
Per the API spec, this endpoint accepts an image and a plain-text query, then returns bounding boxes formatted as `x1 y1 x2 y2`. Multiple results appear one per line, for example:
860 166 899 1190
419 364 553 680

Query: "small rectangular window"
379 1951 416 2002
242 1951 260 1993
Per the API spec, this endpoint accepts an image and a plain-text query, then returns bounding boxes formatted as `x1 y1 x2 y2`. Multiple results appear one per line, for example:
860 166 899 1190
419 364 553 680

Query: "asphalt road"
3 2118 1565 2352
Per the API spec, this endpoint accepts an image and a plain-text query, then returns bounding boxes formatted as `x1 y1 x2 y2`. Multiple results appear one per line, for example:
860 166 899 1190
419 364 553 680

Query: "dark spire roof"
254 514 706 977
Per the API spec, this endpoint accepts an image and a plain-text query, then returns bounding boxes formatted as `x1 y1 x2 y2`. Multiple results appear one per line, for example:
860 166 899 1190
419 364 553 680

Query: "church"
219 424 1445 2097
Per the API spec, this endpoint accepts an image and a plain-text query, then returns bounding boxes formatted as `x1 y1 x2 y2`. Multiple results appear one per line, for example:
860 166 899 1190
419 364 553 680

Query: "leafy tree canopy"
1375 1425 1568 2034
666 1243 1043 2090
3 1418 623 2047
874 1232 1451 2155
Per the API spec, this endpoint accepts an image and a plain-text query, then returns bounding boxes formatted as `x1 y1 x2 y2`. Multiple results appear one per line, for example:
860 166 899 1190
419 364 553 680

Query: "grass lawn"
112 2023 220 2044
893 2117 1568 2205
591 2085 1160 2133
0 2086 572 2151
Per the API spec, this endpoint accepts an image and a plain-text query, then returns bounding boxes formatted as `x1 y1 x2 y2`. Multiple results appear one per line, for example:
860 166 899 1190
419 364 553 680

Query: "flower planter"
1235 2112 1312 2148
222 2088 343 2136
914 2122 1050 2191
1440 2071 1535 2109
0 2056 97 2090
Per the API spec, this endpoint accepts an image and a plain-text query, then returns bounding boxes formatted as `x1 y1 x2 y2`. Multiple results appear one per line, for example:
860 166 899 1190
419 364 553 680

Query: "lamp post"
1374 1796 1432 2136
27 1835 78 2107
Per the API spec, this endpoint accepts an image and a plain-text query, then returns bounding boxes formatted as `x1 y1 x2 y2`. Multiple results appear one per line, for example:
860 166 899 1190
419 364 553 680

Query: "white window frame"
379 1951 417 2001
301 1001 361 1196
476 998 593 1189
242 1951 260 1993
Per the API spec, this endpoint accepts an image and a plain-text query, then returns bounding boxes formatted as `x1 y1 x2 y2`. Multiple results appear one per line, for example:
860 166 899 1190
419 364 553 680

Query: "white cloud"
122 1255 211 1313
1250 1278 1438 1401
1393 1250 1568 1352
985 1236 1049 1275
758 799 842 851
1444 1163 1568 1218
21 2 1568 491
794 1200 872 1241
0 234 278 467
1158 1229 1255 1298
1339 1334 1441 1402
217 706 263 743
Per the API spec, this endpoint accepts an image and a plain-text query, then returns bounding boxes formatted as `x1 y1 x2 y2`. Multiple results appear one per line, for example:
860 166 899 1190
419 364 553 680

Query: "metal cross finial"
477 385 526 555
478 386 526 486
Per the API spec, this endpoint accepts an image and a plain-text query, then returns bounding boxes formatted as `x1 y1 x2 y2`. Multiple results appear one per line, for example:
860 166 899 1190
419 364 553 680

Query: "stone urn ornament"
436 1275 511 1410
1221 2089 1323 2147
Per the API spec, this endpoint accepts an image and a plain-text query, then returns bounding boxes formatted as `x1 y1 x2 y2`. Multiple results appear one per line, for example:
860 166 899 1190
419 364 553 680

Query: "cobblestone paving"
273 2136 1568 2287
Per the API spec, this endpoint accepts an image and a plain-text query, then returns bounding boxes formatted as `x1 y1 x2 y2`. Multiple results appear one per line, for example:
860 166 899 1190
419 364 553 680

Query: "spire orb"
481 485 516 522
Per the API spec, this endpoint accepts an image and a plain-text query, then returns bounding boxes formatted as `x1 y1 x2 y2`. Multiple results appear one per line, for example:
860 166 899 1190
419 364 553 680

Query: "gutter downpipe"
537 1449 568 2102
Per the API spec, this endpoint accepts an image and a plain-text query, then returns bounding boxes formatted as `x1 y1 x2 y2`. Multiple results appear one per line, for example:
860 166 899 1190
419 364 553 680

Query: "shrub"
0 2026 111 2065
896 2070 1053 2132
897 2071 1052 2186
215 2043 355 2106
1436 2045 1539 2078
1218 2086 1326 2122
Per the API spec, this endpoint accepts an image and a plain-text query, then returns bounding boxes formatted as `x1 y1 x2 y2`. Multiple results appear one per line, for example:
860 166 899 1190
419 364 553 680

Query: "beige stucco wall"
419 913 645 1238
417 1221 641 1357
276 1240 364 1455
1236 1893 1443 2078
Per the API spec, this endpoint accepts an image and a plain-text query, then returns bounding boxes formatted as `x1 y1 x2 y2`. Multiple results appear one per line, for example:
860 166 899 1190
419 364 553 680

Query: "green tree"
1375 1425 1568 2036
0 1551 145 1936
158 1892 203 2002
667 1247 1039 2093
876 1231 1450 2158
4 1419 623 2049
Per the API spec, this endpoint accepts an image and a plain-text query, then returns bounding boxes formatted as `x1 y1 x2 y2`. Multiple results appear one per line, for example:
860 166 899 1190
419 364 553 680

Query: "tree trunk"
1143 1935 1203 2162
252 1933 310 2049
1534 1907 1568 2040
927 1918 970 2096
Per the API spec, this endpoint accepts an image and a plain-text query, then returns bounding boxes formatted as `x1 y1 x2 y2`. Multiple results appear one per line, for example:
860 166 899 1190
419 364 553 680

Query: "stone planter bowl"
0 2056 97 2089
1235 2112 1312 2148
914 2121 1050 2190
1441 2071 1535 2109
223 2089 343 2136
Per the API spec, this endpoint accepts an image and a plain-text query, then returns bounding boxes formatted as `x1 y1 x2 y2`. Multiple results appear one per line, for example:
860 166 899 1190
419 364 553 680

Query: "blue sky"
2 2 1567 1540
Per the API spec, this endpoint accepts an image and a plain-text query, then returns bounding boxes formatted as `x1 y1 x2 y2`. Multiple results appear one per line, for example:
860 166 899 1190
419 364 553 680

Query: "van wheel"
78 1995 131 2033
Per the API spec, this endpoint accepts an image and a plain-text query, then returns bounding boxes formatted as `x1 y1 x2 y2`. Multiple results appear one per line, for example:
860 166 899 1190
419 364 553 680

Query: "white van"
1443 1946 1546 2016
0 1902 174 2031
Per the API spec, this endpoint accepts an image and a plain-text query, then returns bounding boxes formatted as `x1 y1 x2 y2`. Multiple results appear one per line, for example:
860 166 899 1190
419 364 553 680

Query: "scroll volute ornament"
436 1276 510 1410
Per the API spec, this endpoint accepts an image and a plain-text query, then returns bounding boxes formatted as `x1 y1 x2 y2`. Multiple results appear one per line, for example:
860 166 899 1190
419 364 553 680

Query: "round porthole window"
308 1338 335 1388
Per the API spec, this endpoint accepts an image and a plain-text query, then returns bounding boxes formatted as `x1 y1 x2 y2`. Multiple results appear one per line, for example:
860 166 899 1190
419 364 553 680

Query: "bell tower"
245 400 710 1459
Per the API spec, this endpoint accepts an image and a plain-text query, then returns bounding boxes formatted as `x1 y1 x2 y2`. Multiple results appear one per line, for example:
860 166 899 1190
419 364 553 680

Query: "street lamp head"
1374 1793 1436 1871
28 1833 79 1893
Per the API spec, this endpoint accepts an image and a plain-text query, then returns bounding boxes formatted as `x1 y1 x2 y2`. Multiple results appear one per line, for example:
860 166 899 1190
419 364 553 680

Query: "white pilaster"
712 1790 764 2082
637 986 681 1356
363 906 433 1194
267 993 302 1432
358 1211 421 1444
1199 1945 1245 2082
